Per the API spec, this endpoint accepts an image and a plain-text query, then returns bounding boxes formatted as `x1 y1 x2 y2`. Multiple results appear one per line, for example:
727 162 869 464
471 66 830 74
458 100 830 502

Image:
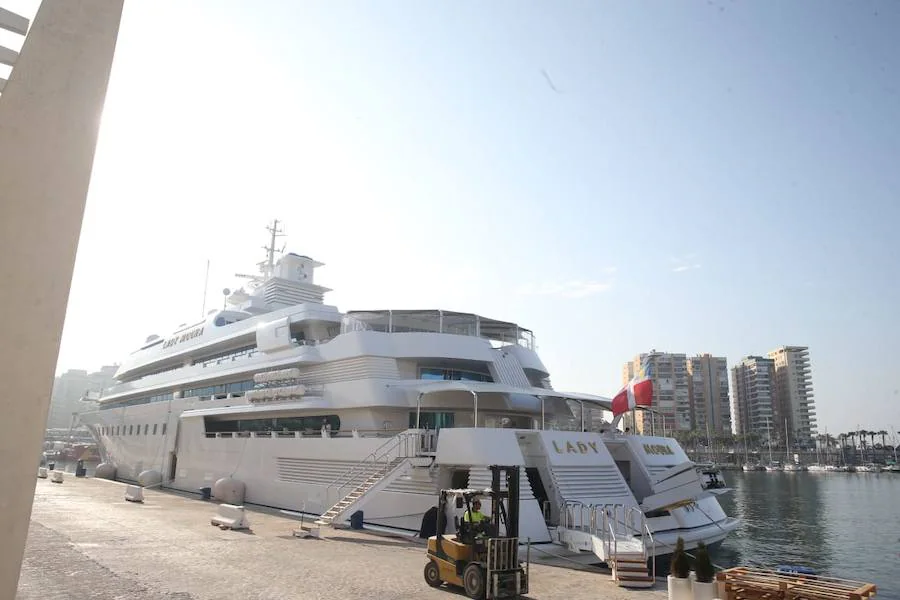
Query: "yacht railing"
342 311 536 350
323 430 423 503
561 501 654 572
203 427 411 440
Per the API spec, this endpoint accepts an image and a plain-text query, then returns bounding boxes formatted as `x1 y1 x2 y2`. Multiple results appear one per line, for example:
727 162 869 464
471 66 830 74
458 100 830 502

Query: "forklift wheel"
424 561 442 588
463 563 485 599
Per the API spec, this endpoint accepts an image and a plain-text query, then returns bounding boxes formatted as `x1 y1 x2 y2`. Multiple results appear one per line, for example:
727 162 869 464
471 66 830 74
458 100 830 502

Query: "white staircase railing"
317 430 422 525
560 502 656 584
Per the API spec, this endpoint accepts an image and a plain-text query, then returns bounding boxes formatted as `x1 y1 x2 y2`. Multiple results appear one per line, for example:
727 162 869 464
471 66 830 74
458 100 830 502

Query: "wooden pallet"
717 567 877 600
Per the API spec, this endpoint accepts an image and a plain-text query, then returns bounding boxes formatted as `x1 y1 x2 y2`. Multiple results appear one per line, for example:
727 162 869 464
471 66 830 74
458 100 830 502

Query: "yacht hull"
80 405 740 559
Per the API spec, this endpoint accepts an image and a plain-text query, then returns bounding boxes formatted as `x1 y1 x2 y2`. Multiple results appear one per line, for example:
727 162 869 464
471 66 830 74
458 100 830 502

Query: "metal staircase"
315 431 421 527
559 502 656 588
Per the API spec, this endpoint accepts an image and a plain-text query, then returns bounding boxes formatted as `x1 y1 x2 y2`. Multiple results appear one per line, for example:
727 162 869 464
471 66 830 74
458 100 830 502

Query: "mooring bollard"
210 504 250 530
125 485 144 503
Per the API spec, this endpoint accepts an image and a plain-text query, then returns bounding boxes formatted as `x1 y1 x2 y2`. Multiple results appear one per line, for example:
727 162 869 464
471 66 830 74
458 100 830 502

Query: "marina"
1 1 896 599
714 470 898 598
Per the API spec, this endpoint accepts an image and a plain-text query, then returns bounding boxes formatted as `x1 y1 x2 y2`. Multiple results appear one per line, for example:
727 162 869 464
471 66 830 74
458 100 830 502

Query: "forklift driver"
463 499 486 524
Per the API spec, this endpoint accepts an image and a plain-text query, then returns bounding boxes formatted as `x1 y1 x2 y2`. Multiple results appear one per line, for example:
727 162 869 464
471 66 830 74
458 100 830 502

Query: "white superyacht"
78 222 739 570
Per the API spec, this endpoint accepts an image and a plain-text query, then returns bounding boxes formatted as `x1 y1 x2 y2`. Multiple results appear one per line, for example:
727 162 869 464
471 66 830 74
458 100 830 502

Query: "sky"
4 0 898 437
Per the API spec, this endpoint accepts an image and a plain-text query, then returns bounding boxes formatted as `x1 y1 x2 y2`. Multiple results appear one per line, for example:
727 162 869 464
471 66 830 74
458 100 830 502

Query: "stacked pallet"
716 567 877 600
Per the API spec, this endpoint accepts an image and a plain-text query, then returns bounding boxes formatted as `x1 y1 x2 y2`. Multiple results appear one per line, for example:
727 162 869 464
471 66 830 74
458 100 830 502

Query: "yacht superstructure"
78 222 739 565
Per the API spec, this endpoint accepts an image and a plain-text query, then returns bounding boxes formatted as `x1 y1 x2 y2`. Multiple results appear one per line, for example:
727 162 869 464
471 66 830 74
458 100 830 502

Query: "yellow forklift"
424 465 530 599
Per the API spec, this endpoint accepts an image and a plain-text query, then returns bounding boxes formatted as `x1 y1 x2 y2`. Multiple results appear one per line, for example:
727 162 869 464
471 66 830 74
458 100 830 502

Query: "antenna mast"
236 220 287 289
262 219 285 279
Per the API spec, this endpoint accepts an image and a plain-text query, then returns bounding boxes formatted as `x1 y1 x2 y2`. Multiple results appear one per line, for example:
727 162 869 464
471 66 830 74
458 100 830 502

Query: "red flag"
611 377 653 416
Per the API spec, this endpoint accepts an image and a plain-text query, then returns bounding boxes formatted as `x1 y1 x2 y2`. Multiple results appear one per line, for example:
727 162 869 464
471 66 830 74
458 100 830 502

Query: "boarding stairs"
557 502 656 588
315 431 423 527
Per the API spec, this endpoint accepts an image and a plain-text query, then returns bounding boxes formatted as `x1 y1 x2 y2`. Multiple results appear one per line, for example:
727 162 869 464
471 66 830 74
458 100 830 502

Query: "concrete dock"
17 476 667 599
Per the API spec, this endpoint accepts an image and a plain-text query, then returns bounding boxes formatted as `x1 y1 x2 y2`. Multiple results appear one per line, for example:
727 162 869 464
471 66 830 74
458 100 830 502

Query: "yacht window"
183 379 253 399
129 425 133 435
162 423 167 435
409 411 455 430
204 415 341 434
102 392 172 410
153 424 158 435
144 424 149 435
418 367 492 382
483 415 533 429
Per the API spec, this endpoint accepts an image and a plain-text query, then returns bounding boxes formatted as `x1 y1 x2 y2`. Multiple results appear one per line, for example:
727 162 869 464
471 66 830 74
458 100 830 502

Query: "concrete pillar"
0 1 124 597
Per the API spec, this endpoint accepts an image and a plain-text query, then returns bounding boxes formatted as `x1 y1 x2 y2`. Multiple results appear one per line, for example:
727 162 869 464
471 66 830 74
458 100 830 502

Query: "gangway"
554 502 656 588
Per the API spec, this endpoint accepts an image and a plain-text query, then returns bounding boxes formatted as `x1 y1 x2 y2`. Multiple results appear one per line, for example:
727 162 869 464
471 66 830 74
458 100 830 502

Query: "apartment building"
730 356 778 441
687 354 731 434
46 365 118 429
768 346 816 446
622 350 691 434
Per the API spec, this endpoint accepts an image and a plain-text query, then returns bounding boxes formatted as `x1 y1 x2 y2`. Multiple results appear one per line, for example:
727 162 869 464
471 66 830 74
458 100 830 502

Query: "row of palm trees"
816 430 896 462
671 428 896 454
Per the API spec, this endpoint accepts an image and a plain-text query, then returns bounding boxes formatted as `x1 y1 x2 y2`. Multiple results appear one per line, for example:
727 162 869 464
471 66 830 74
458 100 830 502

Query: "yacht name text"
643 443 675 456
162 326 205 349
552 441 599 454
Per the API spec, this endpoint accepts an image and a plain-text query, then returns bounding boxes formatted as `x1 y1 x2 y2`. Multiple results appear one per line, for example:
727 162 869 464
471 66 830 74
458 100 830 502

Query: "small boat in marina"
856 464 883 473
809 464 843 472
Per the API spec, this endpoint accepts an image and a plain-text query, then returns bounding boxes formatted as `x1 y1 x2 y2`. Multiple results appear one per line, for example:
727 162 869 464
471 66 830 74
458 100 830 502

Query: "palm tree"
844 432 858 463
748 431 760 453
879 430 888 448
818 434 832 462
858 430 870 461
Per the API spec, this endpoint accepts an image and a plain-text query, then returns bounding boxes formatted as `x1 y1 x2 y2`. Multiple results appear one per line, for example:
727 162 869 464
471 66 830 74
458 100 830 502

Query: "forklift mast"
489 465 519 539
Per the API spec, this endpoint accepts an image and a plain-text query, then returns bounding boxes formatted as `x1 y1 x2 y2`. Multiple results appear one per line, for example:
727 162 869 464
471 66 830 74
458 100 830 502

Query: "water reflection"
713 472 898 598
716 472 831 571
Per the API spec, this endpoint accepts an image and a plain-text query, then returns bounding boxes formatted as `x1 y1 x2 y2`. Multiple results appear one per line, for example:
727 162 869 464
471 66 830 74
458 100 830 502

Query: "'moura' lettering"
643 443 675 456
552 440 599 454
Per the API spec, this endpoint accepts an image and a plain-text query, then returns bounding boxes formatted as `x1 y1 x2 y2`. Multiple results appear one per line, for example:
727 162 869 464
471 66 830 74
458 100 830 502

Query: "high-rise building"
622 350 691 434
687 354 731 434
46 365 118 429
730 356 777 441
767 346 816 446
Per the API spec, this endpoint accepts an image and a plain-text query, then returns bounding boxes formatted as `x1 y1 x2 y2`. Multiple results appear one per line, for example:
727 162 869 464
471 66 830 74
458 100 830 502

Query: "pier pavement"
17 476 666 600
